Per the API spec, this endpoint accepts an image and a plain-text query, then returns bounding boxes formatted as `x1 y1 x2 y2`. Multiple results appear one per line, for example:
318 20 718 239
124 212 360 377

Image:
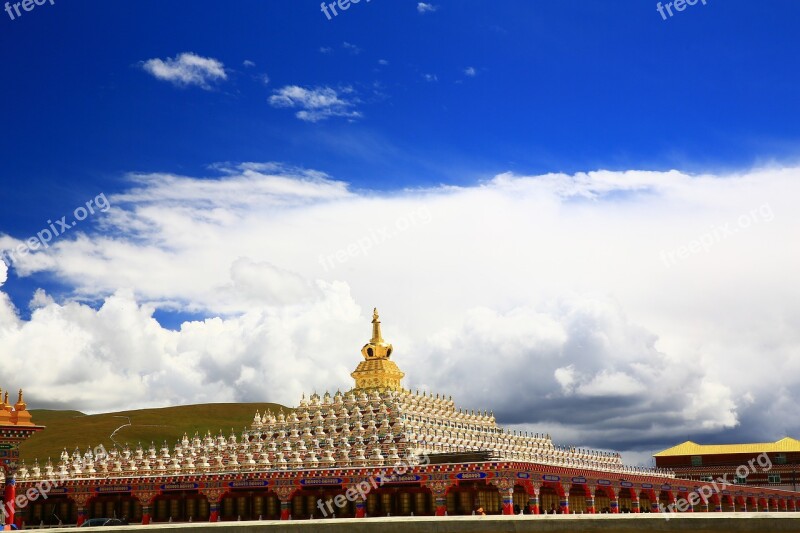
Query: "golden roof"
654 437 800 457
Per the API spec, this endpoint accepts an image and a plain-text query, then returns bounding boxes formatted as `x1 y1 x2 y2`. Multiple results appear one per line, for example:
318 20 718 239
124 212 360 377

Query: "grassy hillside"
19 403 289 465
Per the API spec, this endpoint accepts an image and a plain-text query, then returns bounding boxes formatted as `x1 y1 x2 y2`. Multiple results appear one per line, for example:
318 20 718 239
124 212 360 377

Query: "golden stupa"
350 308 405 390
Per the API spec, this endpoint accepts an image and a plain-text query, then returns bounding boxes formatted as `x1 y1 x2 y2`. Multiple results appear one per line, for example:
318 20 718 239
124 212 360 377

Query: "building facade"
6 310 800 527
655 438 800 492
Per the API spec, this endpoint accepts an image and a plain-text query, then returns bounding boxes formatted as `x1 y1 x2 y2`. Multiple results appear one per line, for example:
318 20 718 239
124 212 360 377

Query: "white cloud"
464 66 477 77
243 60 256 68
417 2 438 13
342 42 361 55
142 52 227 89
3 164 800 456
269 86 361 122
319 46 333 54
423 73 438 82
378 59 389 66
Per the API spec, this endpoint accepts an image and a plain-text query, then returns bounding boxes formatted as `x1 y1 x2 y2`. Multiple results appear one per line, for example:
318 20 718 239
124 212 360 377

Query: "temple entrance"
512 484 528 513
26 496 75 527
639 490 652 513
568 485 587 514
658 491 675 512
618 487 635 513
305 488 354 518
89 494 141 522
594 487 611 513
221 490 279 520
474 485 501 514
152 491 208 522
540 485 560 514
363 486 432 516
746 496 757 511
720 494 733 512
447 483 478 515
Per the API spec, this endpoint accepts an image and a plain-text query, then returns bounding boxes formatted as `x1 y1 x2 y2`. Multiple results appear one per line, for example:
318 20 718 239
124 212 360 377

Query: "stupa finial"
371 308 383 343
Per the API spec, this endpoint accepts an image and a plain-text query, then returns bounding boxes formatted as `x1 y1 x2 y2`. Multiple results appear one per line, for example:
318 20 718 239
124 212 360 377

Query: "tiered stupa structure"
13 310 800 527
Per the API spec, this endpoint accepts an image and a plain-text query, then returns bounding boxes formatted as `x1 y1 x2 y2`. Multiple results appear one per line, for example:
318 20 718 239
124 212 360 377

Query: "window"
691 455 703 466
768 474 782 483
700 476 713 482
734 476 747 485
775 453 787 465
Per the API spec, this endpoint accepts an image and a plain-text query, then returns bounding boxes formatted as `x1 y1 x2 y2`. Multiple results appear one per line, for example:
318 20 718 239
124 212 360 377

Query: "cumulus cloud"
464 66 477 77
269 86 361 122
417 2 438 13
3 164 800 459
142 52 227 89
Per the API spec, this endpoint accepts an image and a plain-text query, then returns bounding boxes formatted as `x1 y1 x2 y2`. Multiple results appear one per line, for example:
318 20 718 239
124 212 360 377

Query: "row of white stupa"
16 389 674 481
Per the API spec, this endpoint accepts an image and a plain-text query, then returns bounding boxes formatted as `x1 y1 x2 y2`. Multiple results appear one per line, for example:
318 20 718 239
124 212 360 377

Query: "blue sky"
1 1 800 460
3 0 799 214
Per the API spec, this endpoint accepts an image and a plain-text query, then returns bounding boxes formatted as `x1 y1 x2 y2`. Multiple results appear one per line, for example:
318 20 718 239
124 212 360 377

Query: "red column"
559 483 570 514
585 485 596 514
209 502 219 523
497 487 513 515
4 476 15 527
434 493 447 516
528 494 540 515
279 499 291 520
76 507 87 527
142 504 152 525
607 487 619 514
354 497 366 518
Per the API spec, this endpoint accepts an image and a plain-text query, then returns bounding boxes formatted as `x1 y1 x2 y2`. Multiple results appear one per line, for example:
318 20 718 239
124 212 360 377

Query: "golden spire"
370 308 384 343
11 388 34 426
352 307 404 391
360 308 393 360
16 389 26 410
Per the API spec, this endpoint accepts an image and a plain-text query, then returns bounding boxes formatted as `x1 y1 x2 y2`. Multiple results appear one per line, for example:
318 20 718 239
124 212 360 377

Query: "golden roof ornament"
16 388 27 410
351 308 404 391
360 308 393 360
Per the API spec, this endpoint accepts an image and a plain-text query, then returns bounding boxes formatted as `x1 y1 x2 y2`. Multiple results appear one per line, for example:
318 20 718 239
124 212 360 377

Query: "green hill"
19 403 289 465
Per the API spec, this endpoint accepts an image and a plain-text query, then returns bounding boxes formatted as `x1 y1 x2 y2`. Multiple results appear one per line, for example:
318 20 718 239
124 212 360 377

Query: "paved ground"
22 513 800 532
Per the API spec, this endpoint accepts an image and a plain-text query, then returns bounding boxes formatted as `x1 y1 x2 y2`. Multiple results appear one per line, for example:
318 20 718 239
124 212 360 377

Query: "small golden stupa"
350 308 405 391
